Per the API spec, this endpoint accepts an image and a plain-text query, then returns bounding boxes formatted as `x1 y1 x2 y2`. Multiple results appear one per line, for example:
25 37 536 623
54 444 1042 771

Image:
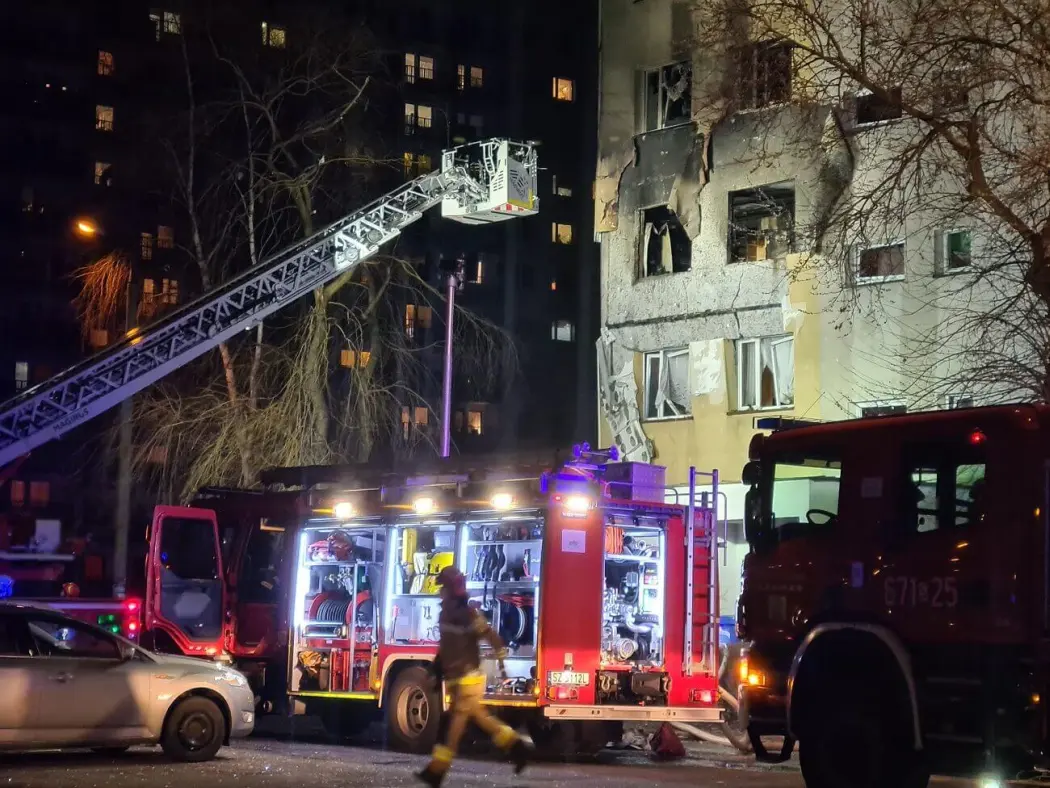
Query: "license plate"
548 671 589 686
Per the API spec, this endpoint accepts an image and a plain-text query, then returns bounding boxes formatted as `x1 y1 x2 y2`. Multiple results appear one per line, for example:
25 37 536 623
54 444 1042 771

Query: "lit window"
551 320 575 342
163 11 181 35
402 152 415 175
855 242 905 282
94 161 111 186
14 361 28 391
466 410 483 435
405 53 417 83
10 481 25 507
475 258 483 284
457 64 465 90
149 10 161 41
95 105 114 132
404 103 415 134
98 50 114 76
470 66 484 88
419 56 434 80
735 336 794 411
89 329 109 348
140 232 154 261
157 225 174 249
550 279 557 291
160 278 179 304
417 105 433 129
552 77 574 101
552 223 573 244
405 304 433 338
142 278 156 301
29 481 50 507
415 407 429 425
941 229 972 271
728 183 795 264
340 349 371 369
417 154 432 173
644 348 692 419
262 22 286 48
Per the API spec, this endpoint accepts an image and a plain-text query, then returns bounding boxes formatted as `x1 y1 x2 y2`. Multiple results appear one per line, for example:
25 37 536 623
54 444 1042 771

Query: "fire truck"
737 407 1048 788
141 446 724 753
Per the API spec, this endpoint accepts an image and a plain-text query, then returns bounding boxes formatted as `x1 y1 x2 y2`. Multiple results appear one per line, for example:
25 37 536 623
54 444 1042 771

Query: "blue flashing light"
539 473 550 494
608 445 619 461
0 576 12 599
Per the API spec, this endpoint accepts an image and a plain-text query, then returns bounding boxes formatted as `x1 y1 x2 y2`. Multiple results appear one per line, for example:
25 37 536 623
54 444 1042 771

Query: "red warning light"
125 599 140 612
969 429 987 446
127 621 138 632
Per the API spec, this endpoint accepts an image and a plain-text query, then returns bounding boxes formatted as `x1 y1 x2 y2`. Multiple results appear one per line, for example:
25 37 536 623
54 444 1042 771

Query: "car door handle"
49 671 74 683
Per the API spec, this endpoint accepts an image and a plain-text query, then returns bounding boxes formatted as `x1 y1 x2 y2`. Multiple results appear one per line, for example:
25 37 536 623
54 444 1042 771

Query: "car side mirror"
741 461 761 486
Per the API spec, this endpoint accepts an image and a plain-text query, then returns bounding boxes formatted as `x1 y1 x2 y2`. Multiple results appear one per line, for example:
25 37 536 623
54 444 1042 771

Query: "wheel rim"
396 685 430 738
178 711 215 751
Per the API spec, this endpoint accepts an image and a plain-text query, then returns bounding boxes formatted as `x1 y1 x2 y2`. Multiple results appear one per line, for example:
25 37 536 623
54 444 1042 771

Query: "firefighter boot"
509 738 533 775
415 764 445 788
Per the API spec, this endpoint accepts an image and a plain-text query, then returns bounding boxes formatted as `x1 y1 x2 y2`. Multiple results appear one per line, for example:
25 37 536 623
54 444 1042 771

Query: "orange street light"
74 219 101 237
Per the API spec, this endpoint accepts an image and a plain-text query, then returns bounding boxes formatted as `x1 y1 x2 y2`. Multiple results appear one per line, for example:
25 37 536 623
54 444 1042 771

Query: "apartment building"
595 0 998 616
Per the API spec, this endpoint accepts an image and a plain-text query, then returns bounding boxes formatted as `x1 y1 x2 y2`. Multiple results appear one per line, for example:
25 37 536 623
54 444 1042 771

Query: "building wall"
595 0 997 486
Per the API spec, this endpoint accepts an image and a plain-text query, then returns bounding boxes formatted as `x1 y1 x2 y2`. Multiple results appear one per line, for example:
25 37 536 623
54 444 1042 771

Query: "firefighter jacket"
434 599 507 682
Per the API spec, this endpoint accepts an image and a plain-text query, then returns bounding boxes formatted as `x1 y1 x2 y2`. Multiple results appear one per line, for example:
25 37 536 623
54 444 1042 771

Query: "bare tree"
75 14 516 501
687 0 1050 405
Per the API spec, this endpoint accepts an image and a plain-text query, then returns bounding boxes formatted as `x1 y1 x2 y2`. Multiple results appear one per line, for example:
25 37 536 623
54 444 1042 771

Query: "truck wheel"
161 696 226 763
798 702 928 788
386 666 440 753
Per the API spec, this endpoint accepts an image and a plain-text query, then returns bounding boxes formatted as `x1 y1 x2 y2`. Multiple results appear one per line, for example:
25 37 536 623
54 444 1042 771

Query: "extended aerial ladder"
0 139 539 468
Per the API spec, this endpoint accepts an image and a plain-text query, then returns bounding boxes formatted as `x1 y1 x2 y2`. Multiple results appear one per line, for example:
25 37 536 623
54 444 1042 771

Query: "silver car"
0 601 255 761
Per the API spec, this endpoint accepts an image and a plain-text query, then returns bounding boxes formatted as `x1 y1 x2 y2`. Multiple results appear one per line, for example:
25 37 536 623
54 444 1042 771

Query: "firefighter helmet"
435 566 467 597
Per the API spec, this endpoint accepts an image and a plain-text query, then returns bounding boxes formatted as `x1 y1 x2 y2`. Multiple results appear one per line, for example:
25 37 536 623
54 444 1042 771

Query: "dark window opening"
901 449 987 534
736 41 793 110
728 183 795 263
641 206 691 276
861 403 907 418
857 243 905 281
642 61 692 131
856 87 902 125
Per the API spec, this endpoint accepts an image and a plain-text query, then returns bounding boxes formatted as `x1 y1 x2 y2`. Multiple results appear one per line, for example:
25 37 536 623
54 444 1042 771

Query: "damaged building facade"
595 0 991 616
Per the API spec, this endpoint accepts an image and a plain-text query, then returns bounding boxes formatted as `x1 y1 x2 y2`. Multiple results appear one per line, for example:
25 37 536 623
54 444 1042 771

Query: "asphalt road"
0 737 807 788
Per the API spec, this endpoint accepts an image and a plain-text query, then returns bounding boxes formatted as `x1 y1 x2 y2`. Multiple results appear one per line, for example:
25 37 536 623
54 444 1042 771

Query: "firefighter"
416 566 531 788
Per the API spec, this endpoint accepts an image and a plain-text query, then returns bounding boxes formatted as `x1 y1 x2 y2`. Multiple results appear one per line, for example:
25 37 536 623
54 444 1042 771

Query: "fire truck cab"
739 406 1048 787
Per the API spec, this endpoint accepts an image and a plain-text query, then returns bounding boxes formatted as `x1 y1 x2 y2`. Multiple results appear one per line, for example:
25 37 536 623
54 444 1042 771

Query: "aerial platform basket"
441 139 539 224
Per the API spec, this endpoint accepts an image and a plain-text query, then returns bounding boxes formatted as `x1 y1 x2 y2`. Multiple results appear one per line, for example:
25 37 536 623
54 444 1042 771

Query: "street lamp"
74 218 103 237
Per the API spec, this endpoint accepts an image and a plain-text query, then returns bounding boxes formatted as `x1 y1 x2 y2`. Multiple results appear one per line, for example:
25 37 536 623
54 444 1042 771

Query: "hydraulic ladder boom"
0 139 538 468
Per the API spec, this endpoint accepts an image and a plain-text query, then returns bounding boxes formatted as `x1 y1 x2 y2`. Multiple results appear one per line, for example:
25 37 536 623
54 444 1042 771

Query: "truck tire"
160 696 226 763
798 699 929 788
386 666 440 753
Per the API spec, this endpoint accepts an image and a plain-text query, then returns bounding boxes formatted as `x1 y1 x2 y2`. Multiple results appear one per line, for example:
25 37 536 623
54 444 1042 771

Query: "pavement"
0 718 1001 787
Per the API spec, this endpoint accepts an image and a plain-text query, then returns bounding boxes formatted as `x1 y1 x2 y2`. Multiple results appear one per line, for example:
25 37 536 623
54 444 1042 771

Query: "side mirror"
741 461 761 486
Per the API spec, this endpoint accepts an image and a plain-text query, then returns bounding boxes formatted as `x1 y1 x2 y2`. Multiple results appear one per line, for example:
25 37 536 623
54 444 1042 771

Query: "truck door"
144 506 227 656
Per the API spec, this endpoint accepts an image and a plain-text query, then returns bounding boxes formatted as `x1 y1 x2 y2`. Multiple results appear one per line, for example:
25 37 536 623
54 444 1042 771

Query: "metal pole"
440 261 463 458
112 277 137 599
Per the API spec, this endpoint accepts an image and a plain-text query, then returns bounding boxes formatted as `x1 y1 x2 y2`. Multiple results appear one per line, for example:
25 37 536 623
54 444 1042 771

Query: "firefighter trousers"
426 674 518 775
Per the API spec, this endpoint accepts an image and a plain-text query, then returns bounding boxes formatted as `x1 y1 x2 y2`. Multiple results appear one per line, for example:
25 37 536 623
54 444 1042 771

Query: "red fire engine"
143 446 724 753
738 407 1047 788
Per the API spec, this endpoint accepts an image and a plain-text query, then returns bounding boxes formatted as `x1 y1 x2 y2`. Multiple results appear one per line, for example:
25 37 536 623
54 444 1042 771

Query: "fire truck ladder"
0 139 539 468
685 467 722 677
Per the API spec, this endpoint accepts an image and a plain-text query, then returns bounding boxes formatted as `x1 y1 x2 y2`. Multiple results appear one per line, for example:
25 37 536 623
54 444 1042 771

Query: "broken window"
736 41 793 110
939 229 972 271
551 320 575 342
640 206 691 276
856 242 905 281
644 348 691 419
736 336 794 410
641 61 692 131
728 183 795 263
856 87 902 125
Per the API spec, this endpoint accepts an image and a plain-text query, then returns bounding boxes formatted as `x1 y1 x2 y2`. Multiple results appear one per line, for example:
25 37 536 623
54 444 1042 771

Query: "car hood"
149 652 230 673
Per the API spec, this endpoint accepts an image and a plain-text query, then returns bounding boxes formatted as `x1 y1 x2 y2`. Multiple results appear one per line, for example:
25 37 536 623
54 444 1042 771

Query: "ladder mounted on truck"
684 467 722 677
0 139 538 468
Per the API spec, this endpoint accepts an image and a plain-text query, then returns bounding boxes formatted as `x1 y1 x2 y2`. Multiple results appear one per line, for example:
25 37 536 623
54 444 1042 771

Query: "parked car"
0 600 254 761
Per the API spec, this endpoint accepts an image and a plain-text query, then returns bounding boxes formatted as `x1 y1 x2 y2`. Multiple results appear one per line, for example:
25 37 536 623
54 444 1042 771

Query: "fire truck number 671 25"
882 577 958 608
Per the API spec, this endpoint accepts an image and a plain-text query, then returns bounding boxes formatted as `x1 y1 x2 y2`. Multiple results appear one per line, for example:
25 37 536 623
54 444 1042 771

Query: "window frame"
95 105 114 132
856 399 907 418
735 335 795 412
97 50 114 77
642 347 692 421
552 77 575 102
418 55 435 80
854 241 906 284
638 60 693 132
899 444 987 535
551 320 576 342
854 86 903 127
735 40 794 112
939 228 973 273
552 223 573 244
24 614 124 661
946 393 975 410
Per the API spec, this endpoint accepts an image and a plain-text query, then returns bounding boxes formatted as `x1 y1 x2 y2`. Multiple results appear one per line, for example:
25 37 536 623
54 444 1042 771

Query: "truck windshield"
769 456 842 540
